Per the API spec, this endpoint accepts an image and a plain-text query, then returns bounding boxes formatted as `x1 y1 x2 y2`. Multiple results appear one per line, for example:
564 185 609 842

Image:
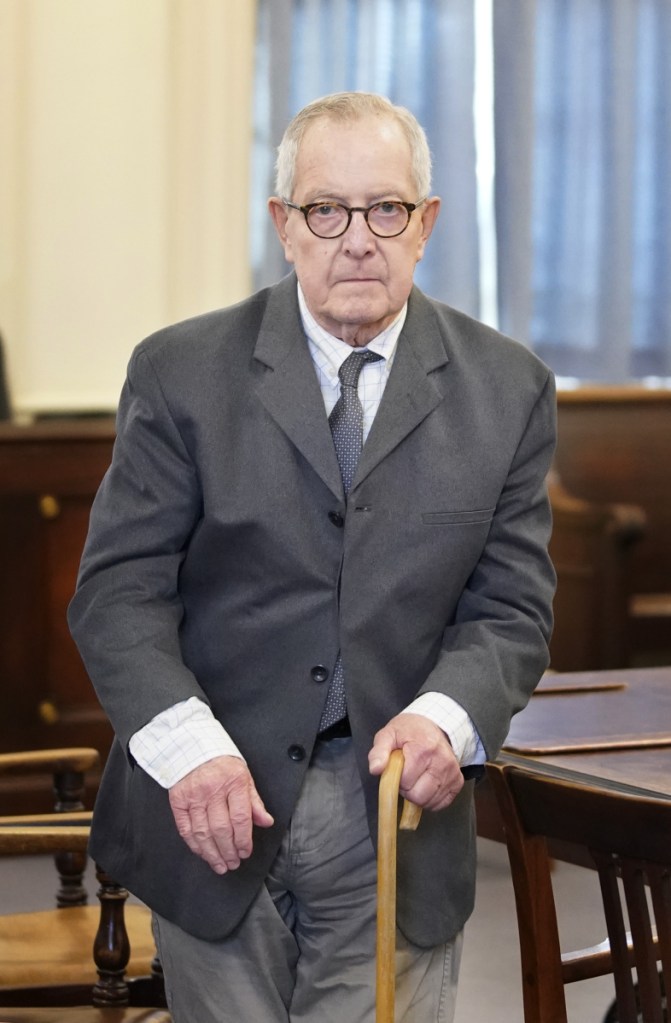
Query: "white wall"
0 0 256 414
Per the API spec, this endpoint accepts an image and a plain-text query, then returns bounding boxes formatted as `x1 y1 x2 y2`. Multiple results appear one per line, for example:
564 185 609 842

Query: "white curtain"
251 0 481 319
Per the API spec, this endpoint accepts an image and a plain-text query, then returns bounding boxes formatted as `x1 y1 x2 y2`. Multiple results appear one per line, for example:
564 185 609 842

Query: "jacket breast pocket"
421 508 495 526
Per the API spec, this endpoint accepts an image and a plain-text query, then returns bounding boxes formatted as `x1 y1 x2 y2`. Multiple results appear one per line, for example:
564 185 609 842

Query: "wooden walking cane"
376 749 422 1023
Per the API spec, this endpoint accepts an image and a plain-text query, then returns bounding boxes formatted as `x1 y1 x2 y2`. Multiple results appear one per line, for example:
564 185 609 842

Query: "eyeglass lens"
308 202 410 238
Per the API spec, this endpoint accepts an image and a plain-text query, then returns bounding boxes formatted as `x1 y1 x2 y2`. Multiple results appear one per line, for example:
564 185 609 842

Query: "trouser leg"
153 887 297 1023
275 736 380 1022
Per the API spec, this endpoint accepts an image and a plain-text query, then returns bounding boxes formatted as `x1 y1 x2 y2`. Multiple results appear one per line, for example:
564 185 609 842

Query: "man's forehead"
299 112 407 148
294 115 414 197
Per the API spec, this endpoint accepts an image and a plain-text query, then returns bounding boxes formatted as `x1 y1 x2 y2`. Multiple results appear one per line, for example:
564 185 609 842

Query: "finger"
209 780 273 869
250 782 275 829
402 767 464 811
403 782 451 811
220 785 254 865
171 805 197 851
188 804 231 874
368 729 396 775
397 742 442 795
170 785 234 873
207 796 243 871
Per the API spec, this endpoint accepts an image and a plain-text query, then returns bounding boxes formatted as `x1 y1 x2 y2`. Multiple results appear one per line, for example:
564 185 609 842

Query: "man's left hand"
368 713 464 811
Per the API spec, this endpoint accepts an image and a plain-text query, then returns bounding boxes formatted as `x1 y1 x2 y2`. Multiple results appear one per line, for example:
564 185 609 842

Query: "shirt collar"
297 282 407 380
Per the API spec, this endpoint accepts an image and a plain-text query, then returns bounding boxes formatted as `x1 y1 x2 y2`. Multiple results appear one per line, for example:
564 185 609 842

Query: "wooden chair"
486 759 671 1023
0 748 169 1021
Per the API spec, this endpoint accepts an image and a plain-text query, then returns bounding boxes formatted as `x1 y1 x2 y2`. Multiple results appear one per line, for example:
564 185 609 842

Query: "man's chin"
320 302 394 344
330 286 387 316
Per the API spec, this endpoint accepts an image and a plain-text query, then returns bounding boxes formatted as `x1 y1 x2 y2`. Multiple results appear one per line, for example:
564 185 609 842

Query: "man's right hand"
168 756 274 874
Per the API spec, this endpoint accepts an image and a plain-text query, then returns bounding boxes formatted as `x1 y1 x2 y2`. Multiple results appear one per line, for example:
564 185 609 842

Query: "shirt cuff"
128 696 244 789
404 691 486 766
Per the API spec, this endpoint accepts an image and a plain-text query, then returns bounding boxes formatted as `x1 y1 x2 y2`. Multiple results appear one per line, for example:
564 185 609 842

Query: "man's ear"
416 196 441 261
268 197 294 262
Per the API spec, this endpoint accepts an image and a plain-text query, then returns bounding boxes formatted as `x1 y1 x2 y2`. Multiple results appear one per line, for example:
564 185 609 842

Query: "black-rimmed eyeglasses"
282 198 427 239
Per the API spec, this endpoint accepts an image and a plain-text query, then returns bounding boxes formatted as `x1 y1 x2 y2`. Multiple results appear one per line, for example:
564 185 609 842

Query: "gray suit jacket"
68 273 556 947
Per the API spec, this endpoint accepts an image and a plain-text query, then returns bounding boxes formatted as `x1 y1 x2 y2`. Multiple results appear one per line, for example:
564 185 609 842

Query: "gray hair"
274 92 433 200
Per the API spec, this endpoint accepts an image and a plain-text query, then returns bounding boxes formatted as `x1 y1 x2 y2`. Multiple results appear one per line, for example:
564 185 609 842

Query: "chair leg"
92 864 131 1007
53 766 89 906
53 767 87 813
55 847 89 906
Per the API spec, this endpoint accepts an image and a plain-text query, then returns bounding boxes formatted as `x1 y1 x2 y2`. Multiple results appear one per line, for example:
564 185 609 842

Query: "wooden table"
501 666 671 798
497 745 671 802
476 667 671 839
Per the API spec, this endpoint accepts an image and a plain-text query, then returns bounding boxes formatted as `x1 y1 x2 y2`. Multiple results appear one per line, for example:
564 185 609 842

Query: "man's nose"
342 210 376 252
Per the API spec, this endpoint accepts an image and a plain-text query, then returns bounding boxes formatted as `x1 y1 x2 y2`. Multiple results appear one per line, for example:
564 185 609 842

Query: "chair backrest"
486 760 671 1023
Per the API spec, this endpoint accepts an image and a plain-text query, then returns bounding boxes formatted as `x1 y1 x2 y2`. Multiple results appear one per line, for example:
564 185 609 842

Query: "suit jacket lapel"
253 275 344 500
252 277 450 499
355 288 450 488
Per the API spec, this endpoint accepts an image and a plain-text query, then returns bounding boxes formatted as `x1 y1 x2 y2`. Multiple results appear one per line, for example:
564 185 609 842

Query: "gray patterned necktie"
319 349 383 732
329 350 382 495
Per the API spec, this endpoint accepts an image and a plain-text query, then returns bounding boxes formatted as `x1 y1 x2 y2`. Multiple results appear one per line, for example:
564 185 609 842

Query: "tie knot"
338 350 383 388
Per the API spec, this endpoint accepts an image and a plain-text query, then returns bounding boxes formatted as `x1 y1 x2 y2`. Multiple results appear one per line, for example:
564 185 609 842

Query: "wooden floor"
1 839 616 1022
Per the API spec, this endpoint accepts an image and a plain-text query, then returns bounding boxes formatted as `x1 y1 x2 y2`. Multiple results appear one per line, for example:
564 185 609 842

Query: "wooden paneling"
547 479 644 671
556 389 671 597
554 388 671 664
0 419 115 810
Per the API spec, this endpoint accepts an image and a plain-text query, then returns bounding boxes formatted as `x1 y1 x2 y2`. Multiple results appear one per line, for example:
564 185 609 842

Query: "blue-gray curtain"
494 0 671 380
251 0 481 319
253 0 671 382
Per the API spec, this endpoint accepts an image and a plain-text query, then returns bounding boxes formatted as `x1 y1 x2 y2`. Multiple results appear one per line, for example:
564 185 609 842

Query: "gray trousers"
153 737 462 1022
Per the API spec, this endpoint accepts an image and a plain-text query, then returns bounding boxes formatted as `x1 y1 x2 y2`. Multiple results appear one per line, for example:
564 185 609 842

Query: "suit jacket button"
328 511 344 527
311 665 329 683
287 744 306 762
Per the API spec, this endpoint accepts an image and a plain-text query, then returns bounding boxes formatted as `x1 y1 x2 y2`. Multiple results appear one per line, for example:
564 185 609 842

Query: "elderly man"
68 92 556 1022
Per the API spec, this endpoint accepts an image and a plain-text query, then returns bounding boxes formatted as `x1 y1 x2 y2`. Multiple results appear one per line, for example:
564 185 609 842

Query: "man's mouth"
337 276 379 283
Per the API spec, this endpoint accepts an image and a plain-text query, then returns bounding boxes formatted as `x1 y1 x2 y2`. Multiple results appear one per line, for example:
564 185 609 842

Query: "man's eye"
313 204 341 217
375 202 402 215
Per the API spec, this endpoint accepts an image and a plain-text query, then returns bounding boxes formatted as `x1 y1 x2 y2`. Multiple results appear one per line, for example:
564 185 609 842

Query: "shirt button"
287 744 306 762
328 511 344 527
311 665 329 683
